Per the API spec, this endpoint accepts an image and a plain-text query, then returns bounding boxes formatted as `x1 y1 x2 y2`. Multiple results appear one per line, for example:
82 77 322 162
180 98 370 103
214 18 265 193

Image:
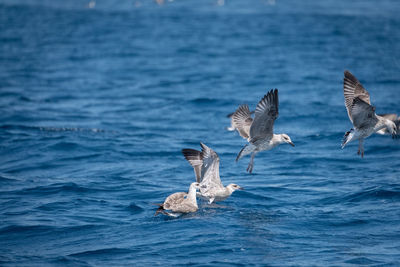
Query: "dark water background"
1 0 400 266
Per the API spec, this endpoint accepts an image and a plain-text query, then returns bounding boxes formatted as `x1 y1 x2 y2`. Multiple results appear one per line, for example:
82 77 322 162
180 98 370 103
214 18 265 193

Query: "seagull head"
227 184 244 193
281 134 295 147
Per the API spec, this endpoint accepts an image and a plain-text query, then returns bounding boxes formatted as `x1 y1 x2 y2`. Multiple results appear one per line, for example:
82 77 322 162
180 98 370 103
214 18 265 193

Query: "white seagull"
154 182 200 217
182 143 243 204
341 70 397 157
231 89 294 173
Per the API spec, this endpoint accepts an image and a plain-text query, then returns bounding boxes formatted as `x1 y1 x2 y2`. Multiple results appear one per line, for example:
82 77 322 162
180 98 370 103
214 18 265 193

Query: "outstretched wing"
249 89 279 142
231 104 253 140
351 97 378 129
181 149 203 182
199 143 223 189
343 70 371 123
182 143 222 187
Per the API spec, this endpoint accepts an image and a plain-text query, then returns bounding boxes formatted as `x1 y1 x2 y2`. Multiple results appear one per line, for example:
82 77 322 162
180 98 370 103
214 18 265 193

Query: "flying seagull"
231 89 294 173
154 182 200 217
341 70 397 157
182 143 243 204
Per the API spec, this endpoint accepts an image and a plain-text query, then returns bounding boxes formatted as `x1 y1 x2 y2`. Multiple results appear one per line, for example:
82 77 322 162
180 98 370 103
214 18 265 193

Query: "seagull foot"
246 163 253 173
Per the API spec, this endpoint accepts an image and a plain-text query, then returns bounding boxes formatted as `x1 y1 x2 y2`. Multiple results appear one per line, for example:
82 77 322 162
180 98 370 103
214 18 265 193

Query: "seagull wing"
182 149 203 183
249 89 279 143
182 143 222 189
231 104 253 140
163 192 187 209
378 113 398 122
377 113 400 137
199 143 223 192
351 97 378 129
343 70 371 123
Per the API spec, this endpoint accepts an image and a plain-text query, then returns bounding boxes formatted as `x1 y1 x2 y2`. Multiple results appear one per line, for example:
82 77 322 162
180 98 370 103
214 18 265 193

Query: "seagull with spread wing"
182 143 242 204
231 89 294 173
341 70 397 157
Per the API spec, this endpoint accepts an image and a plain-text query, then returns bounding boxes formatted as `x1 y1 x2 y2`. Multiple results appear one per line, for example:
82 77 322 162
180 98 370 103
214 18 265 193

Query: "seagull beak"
239 187 244 190
289 141 295 147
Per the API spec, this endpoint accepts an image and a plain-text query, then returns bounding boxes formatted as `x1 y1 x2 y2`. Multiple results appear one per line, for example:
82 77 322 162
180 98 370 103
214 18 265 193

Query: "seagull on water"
154 182 200 217
341 70 397 157
231 89 294 173
182 143 243 204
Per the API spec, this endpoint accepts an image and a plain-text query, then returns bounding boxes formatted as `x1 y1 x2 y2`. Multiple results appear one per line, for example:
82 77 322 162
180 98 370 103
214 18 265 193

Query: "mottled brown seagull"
154 182 200 217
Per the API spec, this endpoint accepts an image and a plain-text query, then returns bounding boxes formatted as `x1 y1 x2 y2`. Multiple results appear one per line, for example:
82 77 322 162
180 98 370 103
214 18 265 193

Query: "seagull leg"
247 152 256 173
208 197 215 204
358 139 364 158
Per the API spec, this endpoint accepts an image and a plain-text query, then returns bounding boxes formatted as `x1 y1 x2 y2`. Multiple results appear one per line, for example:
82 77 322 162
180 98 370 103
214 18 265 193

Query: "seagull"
154 182 200 217
341 70 397 157
376 113 400 138
231 89 294 173
182 143 243 204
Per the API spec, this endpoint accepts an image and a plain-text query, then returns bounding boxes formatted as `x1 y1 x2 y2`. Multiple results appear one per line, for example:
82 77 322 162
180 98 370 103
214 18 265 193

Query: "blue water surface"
1 0 400 266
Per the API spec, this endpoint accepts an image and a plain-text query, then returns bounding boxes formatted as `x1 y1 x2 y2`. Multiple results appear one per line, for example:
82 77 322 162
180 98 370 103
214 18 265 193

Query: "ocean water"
1 0 400 266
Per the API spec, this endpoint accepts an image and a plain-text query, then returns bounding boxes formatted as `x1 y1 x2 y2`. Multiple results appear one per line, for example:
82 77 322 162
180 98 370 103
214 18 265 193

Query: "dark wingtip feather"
226 112 234 118
344 70 360 85
344 70 353 78
182 148 200 157
182 148 202 163
341 129 353 148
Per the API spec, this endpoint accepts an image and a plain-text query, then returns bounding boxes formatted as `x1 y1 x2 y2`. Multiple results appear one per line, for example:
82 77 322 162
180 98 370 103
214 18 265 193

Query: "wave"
0 224 99 236
345 257 382 265
127 203 144 214
14 182 93 196
0 174 19 182
0 124 106 133
188 97 230 106
320 186 400 205
343 187 400 202
69 247 133 257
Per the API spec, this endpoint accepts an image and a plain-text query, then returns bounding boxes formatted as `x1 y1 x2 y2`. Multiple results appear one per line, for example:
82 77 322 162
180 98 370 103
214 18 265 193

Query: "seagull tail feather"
341 129 354 148
154 205 165 216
